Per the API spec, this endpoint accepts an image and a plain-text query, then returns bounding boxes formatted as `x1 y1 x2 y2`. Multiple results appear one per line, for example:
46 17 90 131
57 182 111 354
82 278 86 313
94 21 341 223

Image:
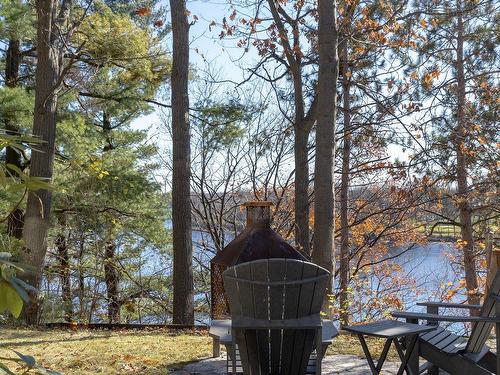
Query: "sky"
131 0 410 165
131 0 247 131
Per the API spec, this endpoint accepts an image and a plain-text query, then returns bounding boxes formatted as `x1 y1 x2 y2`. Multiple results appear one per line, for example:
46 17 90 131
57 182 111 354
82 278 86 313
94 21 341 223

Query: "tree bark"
56 215 72 322
170 0 194 325
339 36 351 327
100 111 121 323
455 0 479 308
5 39 20 88
104 240 120 323
312 0 338 294
4 39 24 239
266 0 314 255
77 237 85 321
294 126 310 254
290 42 310 256
22 0 60 324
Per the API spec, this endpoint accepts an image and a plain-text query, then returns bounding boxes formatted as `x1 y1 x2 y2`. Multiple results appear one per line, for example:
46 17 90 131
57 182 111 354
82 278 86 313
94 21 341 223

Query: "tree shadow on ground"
0 335 103 348
133 356 224 375
0 329 194 347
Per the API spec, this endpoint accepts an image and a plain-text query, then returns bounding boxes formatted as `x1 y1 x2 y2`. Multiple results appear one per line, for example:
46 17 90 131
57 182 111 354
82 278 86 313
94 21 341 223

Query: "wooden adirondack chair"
392 270 500 375
223 258 331 375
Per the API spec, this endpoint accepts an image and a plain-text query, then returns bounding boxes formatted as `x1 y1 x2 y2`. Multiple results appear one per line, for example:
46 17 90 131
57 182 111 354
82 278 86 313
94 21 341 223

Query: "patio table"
344 320 436 375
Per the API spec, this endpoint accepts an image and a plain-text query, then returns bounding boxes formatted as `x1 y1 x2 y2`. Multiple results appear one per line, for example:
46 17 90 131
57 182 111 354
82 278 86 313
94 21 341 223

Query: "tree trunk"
291 40 310 257
99 110 121 323
266 0 312 255
5 39 24 239
5 39 20 87
77 238 85 320
312 0 339 295
22 0 60 325
170 0 194 325
294 126 310 255
104 240 120 323
56 215 72 322
455 0 479 308
338 37 351 327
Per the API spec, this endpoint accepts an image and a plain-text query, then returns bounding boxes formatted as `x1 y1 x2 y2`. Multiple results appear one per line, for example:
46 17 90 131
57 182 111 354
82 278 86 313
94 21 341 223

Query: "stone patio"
173 353 405 374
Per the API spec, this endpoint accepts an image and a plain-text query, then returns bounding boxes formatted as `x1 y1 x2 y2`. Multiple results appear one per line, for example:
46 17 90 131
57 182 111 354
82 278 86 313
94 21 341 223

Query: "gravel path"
173 353 405 374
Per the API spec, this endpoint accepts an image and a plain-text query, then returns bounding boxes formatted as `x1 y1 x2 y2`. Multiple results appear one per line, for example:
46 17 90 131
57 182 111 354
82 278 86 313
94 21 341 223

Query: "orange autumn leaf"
480 81 489 89
135 7 151 17
444 289 457 300
422 70 440 88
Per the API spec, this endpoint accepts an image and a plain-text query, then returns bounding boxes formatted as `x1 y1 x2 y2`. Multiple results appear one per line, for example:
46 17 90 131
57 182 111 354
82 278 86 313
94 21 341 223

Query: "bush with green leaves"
0 249 61 375
0 251 33 318
1 132 60 374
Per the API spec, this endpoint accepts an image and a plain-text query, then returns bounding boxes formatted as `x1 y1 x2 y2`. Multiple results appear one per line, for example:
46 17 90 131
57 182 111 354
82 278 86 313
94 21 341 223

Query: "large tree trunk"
5 39 24 239
56 215 72 322
290 39 310 256
104 240 120 323
290 35 310 257
22 0 60 324
170 0 194 325
5 39 20 87
77 237 86 321
294 126 310 255
338 37 351 327
455 0 479 308
100 111 121 323
312 0 338 294
266 0 313 255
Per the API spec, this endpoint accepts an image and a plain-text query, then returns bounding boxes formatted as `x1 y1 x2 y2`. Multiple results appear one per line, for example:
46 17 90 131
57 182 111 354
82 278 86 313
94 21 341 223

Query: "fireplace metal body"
210 201 306 319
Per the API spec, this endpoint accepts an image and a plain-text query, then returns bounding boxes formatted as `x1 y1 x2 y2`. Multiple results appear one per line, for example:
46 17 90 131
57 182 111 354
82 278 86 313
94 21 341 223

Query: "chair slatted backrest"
465 270 500 353
223 259 330 375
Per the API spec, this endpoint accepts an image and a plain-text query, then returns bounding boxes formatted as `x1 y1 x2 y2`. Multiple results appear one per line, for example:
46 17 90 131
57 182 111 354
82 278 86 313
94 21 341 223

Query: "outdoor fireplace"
210 201 307 319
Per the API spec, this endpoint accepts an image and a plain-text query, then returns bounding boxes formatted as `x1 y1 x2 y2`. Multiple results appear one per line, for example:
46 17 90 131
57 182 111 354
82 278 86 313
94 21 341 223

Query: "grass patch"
415 222 459 237
0 328 211 374
3 327 466 373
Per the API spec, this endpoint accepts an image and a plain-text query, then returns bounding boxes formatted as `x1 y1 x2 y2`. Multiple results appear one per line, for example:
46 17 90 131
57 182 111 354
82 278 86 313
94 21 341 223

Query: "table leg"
358 335 378 374
212 336 220 358
358 334 389 375
407 336 419 375
376 338 393 373
394 334 418 375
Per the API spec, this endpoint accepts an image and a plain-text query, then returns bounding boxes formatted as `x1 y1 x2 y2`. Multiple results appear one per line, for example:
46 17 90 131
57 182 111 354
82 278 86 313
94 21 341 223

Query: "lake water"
171 219 462 300
193 228 460 298
43 224 462 324
189 227 464 324
393 241 461 299
374 242 468 313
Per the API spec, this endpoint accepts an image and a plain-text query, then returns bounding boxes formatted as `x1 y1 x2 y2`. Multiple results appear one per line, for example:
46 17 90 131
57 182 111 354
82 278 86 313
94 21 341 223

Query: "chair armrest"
416 301 482 310
210 318 337 344
321 320 339 341
209 319 231 341
392 311 500 323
